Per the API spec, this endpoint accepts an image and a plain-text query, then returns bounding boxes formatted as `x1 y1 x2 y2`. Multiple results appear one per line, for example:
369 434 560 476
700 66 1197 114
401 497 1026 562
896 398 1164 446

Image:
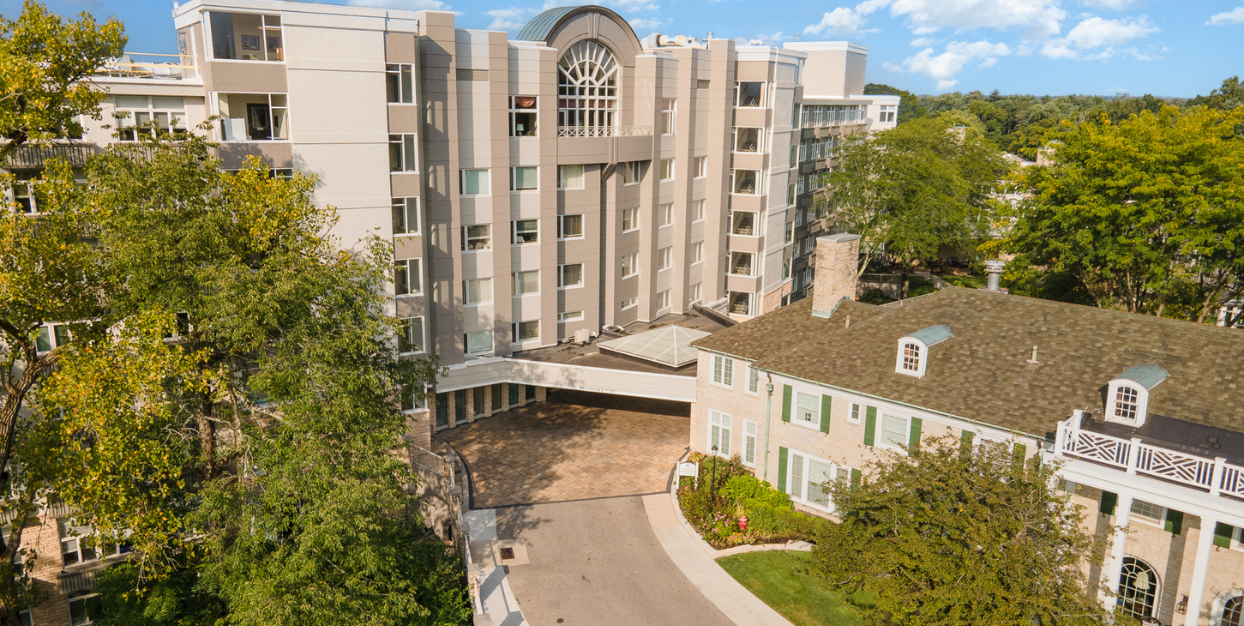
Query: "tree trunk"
200 396 215 478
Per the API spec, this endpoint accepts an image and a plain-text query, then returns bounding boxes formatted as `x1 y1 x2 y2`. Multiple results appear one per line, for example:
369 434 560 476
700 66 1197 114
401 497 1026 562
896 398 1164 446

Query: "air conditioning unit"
574 328 591 345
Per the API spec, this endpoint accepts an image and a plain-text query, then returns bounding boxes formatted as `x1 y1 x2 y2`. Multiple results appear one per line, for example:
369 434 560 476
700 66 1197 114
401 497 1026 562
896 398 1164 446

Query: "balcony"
731 212 757 236
215 94 288 142
208 12 284 62
1055 412 1244 499
729 252 755 277
728 292 753 316
94 52 198 81
556 125 651 138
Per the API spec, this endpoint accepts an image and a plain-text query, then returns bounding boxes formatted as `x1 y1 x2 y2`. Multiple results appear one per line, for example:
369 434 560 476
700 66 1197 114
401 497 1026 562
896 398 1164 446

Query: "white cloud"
1080 0 1133 9
1040 15 1158 59
909 36 937 46
884 39 1012 90
609 0 661 13
804 0 887 37
1208 7 1244 25
737 32 787 46
629 17 667 30
485 6 536 31
345 0 449 8
886 0 1066 39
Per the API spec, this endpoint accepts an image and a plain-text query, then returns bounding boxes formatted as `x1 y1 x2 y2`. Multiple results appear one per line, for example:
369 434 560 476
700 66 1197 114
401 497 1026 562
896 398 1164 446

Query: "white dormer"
1105 363 1168 428
895 325 952 379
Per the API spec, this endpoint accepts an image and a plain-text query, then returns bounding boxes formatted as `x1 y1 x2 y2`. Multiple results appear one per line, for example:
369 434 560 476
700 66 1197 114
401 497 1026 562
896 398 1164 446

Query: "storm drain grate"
499 547 515 560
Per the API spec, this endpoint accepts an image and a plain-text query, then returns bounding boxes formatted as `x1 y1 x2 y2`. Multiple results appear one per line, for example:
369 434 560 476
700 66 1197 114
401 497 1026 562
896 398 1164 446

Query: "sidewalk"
641 488 797 626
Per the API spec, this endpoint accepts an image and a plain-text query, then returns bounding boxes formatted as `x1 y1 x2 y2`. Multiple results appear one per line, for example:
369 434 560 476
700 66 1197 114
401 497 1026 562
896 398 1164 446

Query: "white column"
1100 493 1134 610
1184 515 1218 626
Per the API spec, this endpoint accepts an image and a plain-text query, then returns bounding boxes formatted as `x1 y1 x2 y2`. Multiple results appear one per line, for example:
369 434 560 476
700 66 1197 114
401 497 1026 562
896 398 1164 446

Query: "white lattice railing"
557 125 652 138
1055 411 1244 498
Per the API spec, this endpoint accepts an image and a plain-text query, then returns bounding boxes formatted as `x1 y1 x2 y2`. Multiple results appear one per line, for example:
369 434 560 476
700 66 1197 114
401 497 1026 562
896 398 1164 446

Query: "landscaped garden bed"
676 452 829 549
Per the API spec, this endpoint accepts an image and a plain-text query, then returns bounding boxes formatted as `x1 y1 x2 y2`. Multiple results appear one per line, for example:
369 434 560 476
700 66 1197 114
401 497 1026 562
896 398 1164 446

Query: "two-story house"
691 233 1244 626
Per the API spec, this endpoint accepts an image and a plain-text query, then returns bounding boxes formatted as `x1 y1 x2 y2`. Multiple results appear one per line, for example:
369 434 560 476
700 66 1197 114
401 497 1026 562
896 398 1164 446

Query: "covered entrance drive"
440 390 689 508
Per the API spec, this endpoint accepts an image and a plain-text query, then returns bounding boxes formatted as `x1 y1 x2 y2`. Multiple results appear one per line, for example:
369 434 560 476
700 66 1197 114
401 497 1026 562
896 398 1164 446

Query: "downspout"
762 375 774 482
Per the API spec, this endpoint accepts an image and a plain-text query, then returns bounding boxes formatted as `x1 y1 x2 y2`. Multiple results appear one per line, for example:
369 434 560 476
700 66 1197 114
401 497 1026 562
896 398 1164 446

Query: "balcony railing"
94 52 198 80
557 125 652 138
1055 412 1244 498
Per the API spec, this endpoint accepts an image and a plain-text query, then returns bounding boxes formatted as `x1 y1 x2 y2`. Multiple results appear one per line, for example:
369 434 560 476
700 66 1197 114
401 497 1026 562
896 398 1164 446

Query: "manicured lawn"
938 273 988 289
717 551 863 626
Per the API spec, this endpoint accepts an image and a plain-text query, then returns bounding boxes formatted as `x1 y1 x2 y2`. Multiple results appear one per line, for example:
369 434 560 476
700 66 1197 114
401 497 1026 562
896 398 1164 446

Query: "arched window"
1222 596 1244 626
558 40 617 136
1118 557 1159 619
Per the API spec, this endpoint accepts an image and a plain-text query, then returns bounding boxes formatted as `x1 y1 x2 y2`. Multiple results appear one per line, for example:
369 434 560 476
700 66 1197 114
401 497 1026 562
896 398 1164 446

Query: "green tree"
0 1 125 161
813 436 1109 626
1187 76 1244 111
825 116 1009 298
1005 106 1244 320
864 83 926 122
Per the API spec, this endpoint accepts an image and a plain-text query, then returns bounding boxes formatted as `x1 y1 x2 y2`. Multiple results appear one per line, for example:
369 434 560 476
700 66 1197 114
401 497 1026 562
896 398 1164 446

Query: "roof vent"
981 260 1007 293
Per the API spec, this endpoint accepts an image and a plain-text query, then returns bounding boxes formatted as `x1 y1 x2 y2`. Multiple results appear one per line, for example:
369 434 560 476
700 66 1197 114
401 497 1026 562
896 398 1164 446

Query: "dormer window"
895 325 952 379
1104 363 1168 427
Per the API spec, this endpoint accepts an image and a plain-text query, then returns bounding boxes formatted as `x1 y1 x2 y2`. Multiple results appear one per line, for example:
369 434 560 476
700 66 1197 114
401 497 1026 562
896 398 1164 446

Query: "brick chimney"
812 233 860 318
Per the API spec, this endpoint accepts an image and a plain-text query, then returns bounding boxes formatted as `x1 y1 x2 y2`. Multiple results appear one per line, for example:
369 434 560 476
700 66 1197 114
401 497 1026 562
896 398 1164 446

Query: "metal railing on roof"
95 52 198 80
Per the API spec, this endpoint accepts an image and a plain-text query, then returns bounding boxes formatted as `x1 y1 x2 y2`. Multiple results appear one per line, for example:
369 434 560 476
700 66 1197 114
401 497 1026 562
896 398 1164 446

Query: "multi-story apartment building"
3 4 900 622
692 234 1244 626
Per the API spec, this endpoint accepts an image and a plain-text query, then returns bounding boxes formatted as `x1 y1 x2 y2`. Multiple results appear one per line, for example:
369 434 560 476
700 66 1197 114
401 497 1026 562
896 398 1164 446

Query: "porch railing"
557 125 652 138
1055 411 1244 498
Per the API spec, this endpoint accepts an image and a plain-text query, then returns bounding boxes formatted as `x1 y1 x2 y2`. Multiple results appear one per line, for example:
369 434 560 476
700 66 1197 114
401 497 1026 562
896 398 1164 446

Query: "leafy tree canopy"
814 436 1109 626
864 83 926 123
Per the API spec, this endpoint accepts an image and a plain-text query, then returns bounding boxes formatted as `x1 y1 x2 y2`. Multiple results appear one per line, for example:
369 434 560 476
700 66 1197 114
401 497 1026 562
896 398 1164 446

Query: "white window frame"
558 214 584 239
711 354 734 389
113 95 188 141
895 338 928 378
459 169 490 196
657 203 674 228
1105 379 1150 427
692 199 705 222
512 219 539 245
848 402 861 424
558 263 584 289
688 282 702 306
389 133 416 171
509 95 537 137
387 63 415 104
513 320 540 344
1129 499 1166 528
623 161 643 185
392 197 420 236
398 316 425 355
746 365 760 395
732 127 765 153
621 296 638 310
734 81 766 108
743 420 758 467
659 158 675 182
708 410 732 457
621 207 639 233
558 164 585 189
462 224 492 252
512 270 539 297
694 156 707 179
793 390 821 430
691 241 703 264
35 323 72 354
558 310 585 323
785 450 850 512
731 169 762 195
465 330 494 355
877 411 911 453
394 258 422 297
463 277 493 306
661 98 677 135
658 247 672 272
620 253 639 278
510 166 538 192
656 289 670 312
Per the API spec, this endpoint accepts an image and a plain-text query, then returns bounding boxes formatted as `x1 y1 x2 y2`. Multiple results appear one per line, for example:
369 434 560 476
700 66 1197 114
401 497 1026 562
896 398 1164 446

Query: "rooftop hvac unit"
574 328 591 345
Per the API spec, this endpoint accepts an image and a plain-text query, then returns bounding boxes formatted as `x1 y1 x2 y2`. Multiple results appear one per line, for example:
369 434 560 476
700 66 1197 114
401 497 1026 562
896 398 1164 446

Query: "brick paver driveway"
440 390 690 508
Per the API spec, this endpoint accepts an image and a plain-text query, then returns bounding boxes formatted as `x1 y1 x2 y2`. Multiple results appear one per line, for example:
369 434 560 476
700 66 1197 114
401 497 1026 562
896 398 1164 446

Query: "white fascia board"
1058 458 1244 528
783 41 868 55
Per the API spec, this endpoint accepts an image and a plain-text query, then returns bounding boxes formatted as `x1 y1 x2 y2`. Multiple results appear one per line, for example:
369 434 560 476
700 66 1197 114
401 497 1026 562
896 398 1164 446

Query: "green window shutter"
1164 510 1183 535
960 430 975 454
1215 523 1234 548
908 417 923 451
850 468 861 491
777 447 789 493
1099 491 1117 516
508 383 519 404
864 406 877 447
819 395 832 434
1013 444 1027 469
781 385 792 423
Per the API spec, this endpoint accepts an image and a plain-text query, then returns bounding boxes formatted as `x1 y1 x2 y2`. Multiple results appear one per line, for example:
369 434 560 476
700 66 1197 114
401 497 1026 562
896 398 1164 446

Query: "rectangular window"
693 199 705 222
1130 499 1166 525
387 64 414 104
401 385 428 413
620 253 638 278
558 214 584 239
513 320 540 343
216 92 288 141
731 169 760 195
510 166 538 191
621 207 638 232
398 316 425 354
513 219 538 244
787 184 796 206
734 127 763 153
208 12 284 61
782 258 791 280
735 82 765 107
114 95 188 141
394 258 422 296
621 296 638 310
659 158 674 181
691 242 703 264
656 289 670 310
509 95 537 137
849 402 861 423
624 161 643 184
709 410 732 456
743 420 758 466
789 453 804 499
785 222 794 243
795 391 820 427
658 247 672 271
786 452 851 511
688 282 702 305
68 592 99 626
460 169 490 196
748 366 759 394
464 277 493 305
389 134 417 172
558 310 584 322
392 197 420 236
880 413 909 450
558 263 584 289
661 98 676 135
513 270 539 296
462 224 492 251
694 156 707 179
712 355 733 387
657 203 673 227
465 330 494 354
558 164 584 189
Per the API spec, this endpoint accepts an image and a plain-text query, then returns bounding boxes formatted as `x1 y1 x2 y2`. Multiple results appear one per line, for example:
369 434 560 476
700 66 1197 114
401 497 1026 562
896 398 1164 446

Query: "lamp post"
710 444 719 502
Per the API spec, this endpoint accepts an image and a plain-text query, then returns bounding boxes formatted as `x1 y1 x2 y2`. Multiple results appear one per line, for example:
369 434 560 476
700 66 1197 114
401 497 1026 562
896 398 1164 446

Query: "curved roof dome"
516 5 639 44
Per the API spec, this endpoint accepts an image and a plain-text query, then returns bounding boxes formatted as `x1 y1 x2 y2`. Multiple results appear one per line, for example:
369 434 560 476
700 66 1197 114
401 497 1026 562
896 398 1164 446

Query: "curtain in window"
807 460 834 507
881 414 907 448
561 264 583 287
466 331 493 354
463 170 488 195
515 271 538 294
514 167 537 190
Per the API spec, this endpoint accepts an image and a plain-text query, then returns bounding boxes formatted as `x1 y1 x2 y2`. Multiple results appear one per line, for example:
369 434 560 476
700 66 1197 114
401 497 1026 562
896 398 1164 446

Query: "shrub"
676 454 826 548
721 475 791 508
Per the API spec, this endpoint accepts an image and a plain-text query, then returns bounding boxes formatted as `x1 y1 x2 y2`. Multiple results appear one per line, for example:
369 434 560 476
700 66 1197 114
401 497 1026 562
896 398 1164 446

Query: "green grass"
938 274 988 289
717 551 864 626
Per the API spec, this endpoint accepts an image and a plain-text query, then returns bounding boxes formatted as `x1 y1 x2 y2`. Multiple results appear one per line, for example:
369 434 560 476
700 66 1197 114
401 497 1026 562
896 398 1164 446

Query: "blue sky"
4 0 1241 97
